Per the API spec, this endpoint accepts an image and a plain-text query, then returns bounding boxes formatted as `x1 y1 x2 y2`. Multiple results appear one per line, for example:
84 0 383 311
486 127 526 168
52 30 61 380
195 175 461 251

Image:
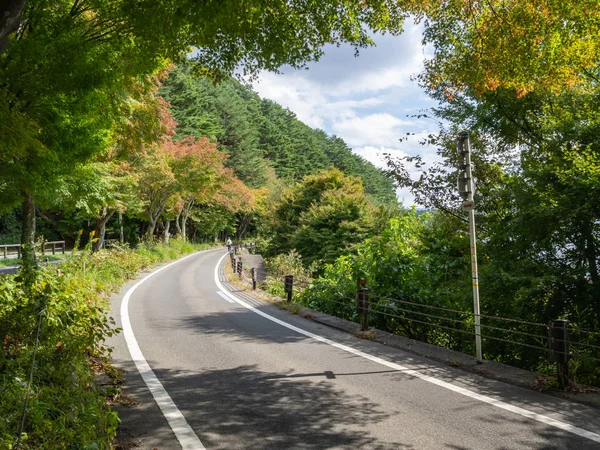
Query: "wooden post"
284 275 294 302
551 319 570 388
237 258 243 279
356 287 369 331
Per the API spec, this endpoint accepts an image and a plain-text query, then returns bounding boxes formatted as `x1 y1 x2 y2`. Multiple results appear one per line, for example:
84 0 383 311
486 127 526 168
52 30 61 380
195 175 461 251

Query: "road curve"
109 248 600 450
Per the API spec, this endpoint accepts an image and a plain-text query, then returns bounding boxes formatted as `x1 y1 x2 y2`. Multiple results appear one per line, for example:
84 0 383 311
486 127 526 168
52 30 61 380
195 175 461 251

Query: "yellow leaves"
420 0 600 96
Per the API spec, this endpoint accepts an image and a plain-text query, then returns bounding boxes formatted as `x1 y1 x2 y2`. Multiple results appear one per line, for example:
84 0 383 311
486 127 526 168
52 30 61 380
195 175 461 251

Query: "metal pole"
468 207 482 362
251 268 257 290
285 275 294 302
356 287 369 331
459 132 483 363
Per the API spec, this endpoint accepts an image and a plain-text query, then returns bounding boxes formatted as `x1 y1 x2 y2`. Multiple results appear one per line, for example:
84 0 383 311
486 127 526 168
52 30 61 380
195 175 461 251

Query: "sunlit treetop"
409 0 600 97
4 0 408 79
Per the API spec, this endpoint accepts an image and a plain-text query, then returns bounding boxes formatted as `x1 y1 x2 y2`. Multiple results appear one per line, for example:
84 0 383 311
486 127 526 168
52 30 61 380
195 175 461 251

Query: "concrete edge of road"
305 310 600 409
224 259 600 411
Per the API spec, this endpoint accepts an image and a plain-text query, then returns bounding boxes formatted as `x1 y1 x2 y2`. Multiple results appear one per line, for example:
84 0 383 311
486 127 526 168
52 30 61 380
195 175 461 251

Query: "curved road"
109 248 600 449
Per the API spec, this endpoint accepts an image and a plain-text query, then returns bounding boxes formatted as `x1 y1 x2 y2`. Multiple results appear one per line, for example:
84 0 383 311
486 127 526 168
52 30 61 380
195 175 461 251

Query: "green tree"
263 169 383 267
409 0 600 96
162 66 398 203
1 0 407 266
387 77 600 373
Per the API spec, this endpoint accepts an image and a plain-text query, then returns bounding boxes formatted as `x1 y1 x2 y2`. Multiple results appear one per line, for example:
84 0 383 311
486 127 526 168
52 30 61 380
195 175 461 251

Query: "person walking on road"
226 237 232 252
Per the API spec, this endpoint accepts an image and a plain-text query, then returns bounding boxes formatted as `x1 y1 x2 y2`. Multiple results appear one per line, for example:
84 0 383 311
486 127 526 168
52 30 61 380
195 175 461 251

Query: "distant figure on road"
227 238 232 252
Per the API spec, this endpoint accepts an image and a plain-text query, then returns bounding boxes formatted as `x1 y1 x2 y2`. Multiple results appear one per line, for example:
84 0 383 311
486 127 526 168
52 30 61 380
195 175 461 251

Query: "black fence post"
251 267 257 290
550 319 570 388
284 274 294 302
237 258 243 279
356 286 369 331
230 251 236 272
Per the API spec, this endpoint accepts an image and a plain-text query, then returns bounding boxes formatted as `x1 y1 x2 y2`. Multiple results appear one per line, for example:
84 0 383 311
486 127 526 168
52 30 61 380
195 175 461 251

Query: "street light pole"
457 131 483 363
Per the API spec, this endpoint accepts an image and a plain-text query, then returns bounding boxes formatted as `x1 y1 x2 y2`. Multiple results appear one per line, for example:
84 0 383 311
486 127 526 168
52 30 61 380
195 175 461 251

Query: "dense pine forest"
162 64 397 203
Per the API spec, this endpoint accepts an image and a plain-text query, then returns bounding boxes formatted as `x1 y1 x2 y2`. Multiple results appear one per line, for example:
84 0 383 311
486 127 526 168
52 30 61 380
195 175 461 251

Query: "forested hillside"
160 64 397 204
0 64 397 247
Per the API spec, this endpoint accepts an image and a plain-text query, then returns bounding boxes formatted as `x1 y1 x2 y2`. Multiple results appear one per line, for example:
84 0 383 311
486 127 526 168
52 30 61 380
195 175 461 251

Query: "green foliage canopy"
263 169 386 267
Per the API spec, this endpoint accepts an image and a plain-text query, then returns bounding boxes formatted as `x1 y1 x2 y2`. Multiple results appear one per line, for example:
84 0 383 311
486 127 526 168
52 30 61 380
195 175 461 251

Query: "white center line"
213 252 600 445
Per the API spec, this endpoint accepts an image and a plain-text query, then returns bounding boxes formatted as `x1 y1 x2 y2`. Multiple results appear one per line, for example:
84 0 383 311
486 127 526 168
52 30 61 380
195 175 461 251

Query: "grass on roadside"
0 238 215 450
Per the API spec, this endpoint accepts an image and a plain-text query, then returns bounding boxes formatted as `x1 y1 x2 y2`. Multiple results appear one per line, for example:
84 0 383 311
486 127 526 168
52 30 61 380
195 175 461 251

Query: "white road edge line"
122 250 212 450
214 252 600 444
216 290 235 303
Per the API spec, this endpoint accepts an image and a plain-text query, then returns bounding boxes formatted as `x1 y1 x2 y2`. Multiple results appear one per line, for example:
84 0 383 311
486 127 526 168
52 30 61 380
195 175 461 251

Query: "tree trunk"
20 191 36 269
585 230 599 285
147 219 157 238
181 199 194 241
162 220 171 243
119 212 124 243
237 214 251 240
175 210 182 237
92 207 114 252
0 0 27 55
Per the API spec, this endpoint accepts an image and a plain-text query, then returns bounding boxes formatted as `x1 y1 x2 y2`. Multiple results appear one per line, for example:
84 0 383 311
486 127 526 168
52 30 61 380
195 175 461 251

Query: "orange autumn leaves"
163 136 255 214
136 131 254 232
411 0 600 97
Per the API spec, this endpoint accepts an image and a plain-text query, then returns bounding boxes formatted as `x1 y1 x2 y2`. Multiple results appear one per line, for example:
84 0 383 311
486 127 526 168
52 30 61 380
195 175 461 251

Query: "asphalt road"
109 248 600 450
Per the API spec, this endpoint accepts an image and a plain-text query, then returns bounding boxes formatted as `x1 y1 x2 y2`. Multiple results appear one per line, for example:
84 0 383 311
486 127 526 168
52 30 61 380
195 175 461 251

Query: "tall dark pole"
457 131 482 363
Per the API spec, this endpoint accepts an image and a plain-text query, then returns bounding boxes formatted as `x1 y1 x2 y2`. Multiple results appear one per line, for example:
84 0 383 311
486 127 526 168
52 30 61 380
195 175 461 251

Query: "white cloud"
354 142 443 207
255 72 327 128
325 48 424 97
252 20 442 206
331 113 413 147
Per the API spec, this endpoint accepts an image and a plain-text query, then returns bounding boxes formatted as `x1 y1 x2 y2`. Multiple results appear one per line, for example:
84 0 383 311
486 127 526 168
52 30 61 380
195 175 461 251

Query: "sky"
253 20 442 206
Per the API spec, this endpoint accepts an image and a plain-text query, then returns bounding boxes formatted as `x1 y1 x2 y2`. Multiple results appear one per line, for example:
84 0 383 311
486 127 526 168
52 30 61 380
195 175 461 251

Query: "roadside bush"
0 238 211 449
262 250 315 297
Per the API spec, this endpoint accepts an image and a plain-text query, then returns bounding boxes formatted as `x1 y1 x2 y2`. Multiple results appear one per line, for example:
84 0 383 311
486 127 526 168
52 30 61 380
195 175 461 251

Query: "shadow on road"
113 356 598 450
119 361 413 450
